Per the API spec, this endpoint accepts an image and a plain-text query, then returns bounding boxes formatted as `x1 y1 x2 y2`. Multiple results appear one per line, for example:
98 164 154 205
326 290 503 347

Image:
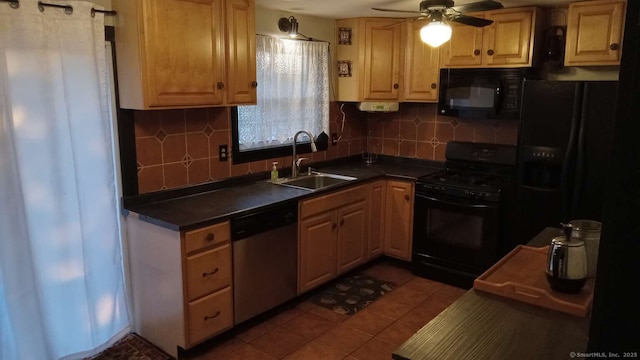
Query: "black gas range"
412 142 517 289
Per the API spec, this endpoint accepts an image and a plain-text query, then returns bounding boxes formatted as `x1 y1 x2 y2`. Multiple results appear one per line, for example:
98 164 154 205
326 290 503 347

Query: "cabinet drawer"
300 184 367 219
184 221 230 255
186 244 232 302
187 287 233 346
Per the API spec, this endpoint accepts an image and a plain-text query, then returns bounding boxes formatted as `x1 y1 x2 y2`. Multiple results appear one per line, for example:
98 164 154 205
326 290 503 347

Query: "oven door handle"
416 194 498 209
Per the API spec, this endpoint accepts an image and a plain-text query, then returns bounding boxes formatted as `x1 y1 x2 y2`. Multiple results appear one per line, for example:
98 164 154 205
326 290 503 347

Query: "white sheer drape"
0 1 130 359
238 35 329 150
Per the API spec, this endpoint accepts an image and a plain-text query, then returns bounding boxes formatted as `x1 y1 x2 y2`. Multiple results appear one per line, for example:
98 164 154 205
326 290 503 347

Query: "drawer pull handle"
205 233 215 242
404 194 410 201
474 49 480 56
202 268 219 277
217 81 225 90
487 49 494 56
610 43 619 51
204 311 220 321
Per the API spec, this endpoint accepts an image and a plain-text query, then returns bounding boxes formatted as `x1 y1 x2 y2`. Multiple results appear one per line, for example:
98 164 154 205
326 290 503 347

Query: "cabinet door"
299 212 337 293
565 0 626 66
482 8 534 67
225 0 257 104
337 201 368 275
142 0 226 107
363 19 402 100
441 13 484 68
384 181 414 261
367 180 386 259
402 20 440 102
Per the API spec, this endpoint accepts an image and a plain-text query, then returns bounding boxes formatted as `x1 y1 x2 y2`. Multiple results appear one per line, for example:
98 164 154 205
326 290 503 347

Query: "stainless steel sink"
274 172 357 191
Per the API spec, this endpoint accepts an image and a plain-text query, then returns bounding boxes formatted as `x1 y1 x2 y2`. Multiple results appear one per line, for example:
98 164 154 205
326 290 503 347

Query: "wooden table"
393 228 591 360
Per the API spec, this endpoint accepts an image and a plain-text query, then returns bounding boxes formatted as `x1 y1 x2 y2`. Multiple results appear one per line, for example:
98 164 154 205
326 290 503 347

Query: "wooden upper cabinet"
565 0 626 66
441 13 484 68
483 8 535 66
441 7 540 68
402 19 440 102
225 0 257 104
363 18 402 100
113 0 256 109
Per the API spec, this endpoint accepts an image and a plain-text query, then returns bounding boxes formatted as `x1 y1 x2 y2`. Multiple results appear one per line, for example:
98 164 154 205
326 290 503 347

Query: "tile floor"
181 259 467 360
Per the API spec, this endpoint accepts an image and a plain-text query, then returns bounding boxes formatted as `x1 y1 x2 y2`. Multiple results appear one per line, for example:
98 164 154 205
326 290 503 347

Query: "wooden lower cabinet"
384 180 414 261
337 201 368 274
298 185 367 294
126 217 233 357
299 212 338 293
367 180 386 259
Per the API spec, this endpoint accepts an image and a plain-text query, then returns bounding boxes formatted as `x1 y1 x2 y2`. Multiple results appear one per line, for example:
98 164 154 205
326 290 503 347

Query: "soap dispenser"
270 162 279 182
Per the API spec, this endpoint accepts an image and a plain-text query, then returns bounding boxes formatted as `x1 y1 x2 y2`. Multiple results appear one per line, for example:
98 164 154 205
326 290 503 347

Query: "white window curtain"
237 35 330 150
0 1 130 359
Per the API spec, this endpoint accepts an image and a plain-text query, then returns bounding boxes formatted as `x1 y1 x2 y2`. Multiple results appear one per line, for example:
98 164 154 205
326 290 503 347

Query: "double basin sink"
273 171 357 191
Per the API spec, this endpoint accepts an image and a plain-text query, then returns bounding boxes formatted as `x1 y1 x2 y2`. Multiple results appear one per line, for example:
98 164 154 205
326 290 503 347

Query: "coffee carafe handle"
552 246 565 280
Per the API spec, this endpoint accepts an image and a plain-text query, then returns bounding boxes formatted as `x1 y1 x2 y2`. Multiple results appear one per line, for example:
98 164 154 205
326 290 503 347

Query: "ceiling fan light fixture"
420 18 452 47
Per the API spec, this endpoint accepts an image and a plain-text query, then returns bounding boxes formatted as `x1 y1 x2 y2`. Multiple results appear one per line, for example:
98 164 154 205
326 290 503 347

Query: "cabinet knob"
340 219 345 226
610 43 620 51
487 49 494 56
205 233 215 242
204 311 220 321
474 49 481 56
332 223 337 230
431 83 437 89
251 81 258 88
202 267 219 277
217 81 225 90
393 83 399 89
404 194 410 201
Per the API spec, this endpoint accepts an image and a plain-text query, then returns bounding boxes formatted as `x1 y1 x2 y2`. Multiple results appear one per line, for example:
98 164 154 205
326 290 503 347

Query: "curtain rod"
1 1 117 16
256 33 330 44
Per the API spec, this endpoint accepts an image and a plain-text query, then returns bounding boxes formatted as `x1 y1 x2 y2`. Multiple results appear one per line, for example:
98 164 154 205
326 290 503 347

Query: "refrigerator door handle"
560 84 583 222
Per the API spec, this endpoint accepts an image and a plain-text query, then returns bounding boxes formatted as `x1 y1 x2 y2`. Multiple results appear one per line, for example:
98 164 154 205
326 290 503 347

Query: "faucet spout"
292 130 317 178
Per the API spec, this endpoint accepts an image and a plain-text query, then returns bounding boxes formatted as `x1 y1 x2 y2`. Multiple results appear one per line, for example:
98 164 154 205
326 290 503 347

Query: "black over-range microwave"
438 68 529 120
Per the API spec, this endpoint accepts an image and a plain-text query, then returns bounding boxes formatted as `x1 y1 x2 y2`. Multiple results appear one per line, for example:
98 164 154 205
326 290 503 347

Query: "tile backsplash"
133 102 518 194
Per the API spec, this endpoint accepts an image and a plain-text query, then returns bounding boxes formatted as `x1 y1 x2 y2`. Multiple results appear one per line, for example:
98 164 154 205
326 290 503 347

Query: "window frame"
230 106 327 164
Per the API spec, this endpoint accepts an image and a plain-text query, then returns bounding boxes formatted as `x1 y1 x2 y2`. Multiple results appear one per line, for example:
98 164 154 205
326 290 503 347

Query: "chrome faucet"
292 130 317 178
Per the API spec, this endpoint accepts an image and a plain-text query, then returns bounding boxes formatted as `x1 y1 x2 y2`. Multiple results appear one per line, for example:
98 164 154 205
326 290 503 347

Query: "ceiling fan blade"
383 16 428 28
371 7 423 14
452 0 503 13
450 14 494 27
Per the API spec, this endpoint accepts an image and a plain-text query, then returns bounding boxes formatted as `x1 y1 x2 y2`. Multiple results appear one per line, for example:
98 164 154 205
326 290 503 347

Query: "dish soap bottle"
270 161 279 182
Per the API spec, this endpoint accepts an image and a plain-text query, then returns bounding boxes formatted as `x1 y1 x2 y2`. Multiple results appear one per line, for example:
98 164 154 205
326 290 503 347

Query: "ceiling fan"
372 0 504 47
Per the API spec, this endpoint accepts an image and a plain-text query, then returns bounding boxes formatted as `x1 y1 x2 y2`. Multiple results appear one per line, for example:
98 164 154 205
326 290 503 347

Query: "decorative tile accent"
450 119 459 128
203 125 214 137
182 154 193 167
155 130 167 142
430 137 439 147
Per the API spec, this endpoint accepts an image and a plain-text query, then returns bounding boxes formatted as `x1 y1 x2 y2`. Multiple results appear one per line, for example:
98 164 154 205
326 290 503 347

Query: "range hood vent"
356 102 399 112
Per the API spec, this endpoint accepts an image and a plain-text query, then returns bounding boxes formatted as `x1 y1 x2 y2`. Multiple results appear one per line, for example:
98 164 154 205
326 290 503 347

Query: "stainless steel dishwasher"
231 201 298 324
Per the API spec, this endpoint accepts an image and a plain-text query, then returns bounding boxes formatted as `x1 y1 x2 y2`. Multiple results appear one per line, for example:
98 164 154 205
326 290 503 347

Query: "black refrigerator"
512 80 618 245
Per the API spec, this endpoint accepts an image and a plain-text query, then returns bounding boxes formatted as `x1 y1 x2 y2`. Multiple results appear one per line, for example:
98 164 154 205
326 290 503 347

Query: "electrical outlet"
219 145 228 161
331 133 338 145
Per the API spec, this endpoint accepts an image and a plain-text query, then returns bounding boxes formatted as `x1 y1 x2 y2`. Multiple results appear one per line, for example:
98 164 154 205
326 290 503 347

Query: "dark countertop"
125 159 442 231
393 227 590 360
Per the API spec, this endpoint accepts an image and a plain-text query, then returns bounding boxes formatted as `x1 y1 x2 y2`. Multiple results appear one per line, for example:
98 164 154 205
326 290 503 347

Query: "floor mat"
310 273 395 315
86 333 172 360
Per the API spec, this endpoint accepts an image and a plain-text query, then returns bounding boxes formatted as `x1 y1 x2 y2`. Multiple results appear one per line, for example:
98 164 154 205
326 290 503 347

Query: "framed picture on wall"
337 60 352 77
338 28 352 45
